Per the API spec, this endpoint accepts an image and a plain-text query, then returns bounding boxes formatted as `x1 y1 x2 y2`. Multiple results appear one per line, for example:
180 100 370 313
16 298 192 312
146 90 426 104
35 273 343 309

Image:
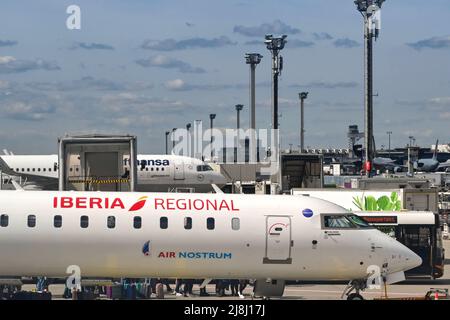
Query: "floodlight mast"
265 34 287 131
209 114 216 160
299 92 309 153
354 0 385 178
245 53 262 163
245 53 263 131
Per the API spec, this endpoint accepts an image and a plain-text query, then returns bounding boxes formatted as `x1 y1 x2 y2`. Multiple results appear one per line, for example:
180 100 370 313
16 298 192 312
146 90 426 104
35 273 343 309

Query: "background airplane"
414 140 440 172
0 154 226 192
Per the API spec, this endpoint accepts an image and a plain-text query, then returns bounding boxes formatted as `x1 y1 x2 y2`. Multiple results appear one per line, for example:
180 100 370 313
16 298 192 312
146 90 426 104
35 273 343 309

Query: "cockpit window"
347 215 373 228
197 165 213 172
324 215 355 229
323 214 374 229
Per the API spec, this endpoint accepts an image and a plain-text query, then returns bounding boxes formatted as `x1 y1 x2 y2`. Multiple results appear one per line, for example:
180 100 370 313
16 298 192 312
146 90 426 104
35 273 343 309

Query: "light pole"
299 92 309 153
235 104 244 163
409 135 414 147
354 0 385 177
386 131 392 158
265 34 287 131
245 53 262 163
186 123 191 157
209 114 216 160
235 104 244 130
245 53 263 130
165 131 170 155
172 128 177 150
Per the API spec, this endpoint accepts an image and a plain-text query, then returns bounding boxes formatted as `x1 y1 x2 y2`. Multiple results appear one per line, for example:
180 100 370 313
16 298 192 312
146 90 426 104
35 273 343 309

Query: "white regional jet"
0 190 421 300
0 154 226 192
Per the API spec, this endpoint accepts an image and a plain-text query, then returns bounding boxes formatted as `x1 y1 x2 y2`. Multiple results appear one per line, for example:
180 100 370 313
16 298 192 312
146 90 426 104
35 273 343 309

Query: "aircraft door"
174 160 185 180
263 216 292 264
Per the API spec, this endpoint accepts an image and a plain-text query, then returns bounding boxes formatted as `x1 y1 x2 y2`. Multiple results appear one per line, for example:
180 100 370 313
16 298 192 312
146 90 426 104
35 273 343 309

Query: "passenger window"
160 217 168 229
38 168 41 172
134 216 142 229
231 218 240 230
80 216 89 228
32 168 35 172
43 168 46 172
151 168 154 172
207 217 215 230
28 215 36 228
0 214 9 227
108 216 116 229
21 168 24 172
27 168 30 172
161 167 165 171
184 217 192 230
54 215 62 228
48 168 51 172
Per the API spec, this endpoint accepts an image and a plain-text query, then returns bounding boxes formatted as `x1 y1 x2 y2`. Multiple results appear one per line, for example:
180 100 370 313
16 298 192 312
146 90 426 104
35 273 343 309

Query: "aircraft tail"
433 139 439 160
0 156 18 176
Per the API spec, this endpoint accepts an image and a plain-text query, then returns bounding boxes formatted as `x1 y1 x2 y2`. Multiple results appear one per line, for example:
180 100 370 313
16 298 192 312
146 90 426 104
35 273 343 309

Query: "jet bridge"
58 134 137 192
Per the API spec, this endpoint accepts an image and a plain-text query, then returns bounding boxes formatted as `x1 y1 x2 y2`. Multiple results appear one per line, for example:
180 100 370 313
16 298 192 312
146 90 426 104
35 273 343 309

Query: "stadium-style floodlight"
299 92 309 153
209 114 216 160
354 0 386 177
265 34 287 130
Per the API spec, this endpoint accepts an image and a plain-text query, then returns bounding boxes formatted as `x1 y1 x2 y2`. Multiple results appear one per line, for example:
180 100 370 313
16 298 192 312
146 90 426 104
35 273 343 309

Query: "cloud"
287 39 315 48
25 77 154 92
244 40 264 46
312 32 333 41
135 55 206 74
0 56 60 74
165 79 186 91
141 36 236 51
163 79 271 91
289 81 359 89
429 97 450 106
440 112 450 119
70 42 115 50
333 38 360 48
3 101 56 121
407 36 450 50
234 20 301 37
0 40 18 47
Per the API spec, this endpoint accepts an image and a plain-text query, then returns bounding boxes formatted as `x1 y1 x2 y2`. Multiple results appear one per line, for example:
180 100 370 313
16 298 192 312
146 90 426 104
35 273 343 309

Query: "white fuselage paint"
0 191 421 280
0 154 226 191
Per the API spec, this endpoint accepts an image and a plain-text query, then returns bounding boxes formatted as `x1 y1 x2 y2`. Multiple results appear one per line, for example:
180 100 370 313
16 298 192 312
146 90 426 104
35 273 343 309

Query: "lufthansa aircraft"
0 190 421 299
0 154 226 192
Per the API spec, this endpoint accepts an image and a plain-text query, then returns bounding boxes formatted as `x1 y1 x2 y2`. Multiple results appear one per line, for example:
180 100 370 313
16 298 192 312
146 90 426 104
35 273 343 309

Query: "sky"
0 0 449 154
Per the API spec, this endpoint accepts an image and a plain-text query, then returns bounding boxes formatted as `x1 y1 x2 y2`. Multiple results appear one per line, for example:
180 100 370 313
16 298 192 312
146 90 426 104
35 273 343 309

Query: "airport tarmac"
21 240 450 300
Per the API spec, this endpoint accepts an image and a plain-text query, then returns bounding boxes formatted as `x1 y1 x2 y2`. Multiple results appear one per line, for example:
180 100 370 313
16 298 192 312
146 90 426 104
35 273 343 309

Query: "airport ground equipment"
58 134 137 192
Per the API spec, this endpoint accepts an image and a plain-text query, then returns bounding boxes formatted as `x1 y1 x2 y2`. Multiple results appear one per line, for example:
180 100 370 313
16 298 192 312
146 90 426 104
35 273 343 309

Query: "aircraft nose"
403 250 422 271
388 240 422 272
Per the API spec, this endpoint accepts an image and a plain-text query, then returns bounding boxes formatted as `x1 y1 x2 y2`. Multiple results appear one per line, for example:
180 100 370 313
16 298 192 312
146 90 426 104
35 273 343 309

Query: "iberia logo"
129 196 148 212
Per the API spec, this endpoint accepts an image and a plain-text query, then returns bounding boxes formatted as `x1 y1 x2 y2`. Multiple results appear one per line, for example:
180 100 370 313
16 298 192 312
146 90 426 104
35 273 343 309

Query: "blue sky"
0 0 449 154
